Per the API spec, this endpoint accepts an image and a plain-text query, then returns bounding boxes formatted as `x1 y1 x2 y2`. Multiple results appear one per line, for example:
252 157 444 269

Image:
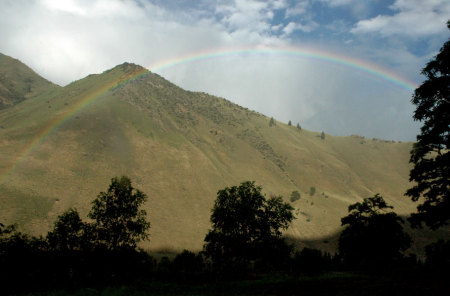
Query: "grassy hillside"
0 61 421 252
0 53 58 109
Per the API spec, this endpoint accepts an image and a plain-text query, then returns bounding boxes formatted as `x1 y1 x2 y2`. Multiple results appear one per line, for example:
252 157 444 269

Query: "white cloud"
352 0 450 37
216 0 276 36
285 1 308 18
320 0 355 7
282 21 318 36
42 0 146 18
271 0 288 10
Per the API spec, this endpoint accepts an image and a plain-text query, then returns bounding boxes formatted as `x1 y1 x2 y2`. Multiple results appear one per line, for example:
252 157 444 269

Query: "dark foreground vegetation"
1 177 449 295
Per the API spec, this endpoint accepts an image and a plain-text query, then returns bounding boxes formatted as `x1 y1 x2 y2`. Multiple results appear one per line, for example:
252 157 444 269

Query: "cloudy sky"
1 0 449 141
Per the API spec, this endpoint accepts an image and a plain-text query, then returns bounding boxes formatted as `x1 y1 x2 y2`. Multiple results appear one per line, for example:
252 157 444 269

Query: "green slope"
0 53 58 109
0 61 418 251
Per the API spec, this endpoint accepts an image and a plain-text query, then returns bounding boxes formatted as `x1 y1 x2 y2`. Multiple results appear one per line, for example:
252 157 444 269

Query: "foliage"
269 117 275 127
297 123 301 130
47 208 92 252
292 247 335 274
290 190 301 202
406 21 450 229
288 120 292 126
310 186 316 196
0 176 153 293
338 194 411 269
425 239 450 271
173 250 204 274
0 224 50 294
0 222 16 238
203 181 294 270
321 131 325 140
88 176 150 250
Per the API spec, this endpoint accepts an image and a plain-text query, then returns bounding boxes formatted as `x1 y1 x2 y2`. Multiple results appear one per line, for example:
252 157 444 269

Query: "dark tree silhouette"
339 194 411 269
88 176 150 250
203 181 294 271
425 239 450 271
0 222 16 238
288 120 292 126
297 123 301 130
292 247 334 275
173 250 204 275
406 21 450 229
47 208 92 252
321 131 325 140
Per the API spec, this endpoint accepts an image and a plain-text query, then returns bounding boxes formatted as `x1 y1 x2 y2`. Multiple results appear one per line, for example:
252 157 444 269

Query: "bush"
173 250 204 274
290 190 301 202
425 240 450 272
292 247 334 275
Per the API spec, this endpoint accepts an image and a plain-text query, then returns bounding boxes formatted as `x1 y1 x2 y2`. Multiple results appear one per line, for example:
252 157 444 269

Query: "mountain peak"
115 62 147 74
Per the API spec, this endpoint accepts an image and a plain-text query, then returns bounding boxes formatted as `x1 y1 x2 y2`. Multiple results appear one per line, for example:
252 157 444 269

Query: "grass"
24 271 449 296
0 53 58 109
0 58 442 253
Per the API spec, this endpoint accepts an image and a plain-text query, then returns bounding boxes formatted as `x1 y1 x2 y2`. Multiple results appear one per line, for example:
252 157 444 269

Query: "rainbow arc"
0 45 418 184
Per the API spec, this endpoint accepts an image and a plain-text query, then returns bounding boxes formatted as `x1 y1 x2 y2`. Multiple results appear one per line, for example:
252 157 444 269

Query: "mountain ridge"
0 55 422 252
0 53 58 109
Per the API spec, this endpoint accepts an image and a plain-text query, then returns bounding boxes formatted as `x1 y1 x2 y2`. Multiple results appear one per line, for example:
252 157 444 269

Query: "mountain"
0 53 58 109
0 58 427 252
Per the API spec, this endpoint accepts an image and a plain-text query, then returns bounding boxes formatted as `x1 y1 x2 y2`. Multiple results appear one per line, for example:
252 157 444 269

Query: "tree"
0 222 16 238
406 21 450 229
288 120 292 126
47 208 90 252
425 239 450 271
88 176 150 250
338 194 411 269
292 247 333 275
203 181 294 270
297 123 301 130
173 250 204 274
321 131 325 140
269 117 275 127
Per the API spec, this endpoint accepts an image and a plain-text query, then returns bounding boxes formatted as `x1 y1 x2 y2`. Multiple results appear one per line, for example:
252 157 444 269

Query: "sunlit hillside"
0 56 421 252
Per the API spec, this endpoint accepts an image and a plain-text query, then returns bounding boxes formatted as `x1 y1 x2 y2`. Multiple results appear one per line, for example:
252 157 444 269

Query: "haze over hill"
0 54 421 252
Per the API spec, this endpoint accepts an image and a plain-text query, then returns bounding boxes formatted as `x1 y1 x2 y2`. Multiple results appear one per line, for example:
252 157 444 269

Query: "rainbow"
148 45 418 92
0 45 418 184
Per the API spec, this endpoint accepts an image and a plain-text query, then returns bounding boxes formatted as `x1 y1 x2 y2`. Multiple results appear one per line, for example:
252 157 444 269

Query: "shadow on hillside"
147 215 449 261
282 216 450 259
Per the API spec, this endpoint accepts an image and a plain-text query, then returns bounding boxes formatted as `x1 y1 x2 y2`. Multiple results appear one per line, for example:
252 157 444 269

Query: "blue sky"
0 0 449 141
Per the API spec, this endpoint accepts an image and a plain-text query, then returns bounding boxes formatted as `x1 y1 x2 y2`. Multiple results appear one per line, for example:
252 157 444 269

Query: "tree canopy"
339 194 411 269
88 176 150 250
47 208 90 252
406 21 450 229
203 181 294 270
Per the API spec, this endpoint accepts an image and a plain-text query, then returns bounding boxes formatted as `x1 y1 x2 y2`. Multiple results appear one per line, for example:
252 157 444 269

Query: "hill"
0 53 58 109
0 59 424 252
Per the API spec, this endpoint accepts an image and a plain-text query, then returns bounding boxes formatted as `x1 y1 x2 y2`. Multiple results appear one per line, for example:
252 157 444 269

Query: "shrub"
290 190 301 202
